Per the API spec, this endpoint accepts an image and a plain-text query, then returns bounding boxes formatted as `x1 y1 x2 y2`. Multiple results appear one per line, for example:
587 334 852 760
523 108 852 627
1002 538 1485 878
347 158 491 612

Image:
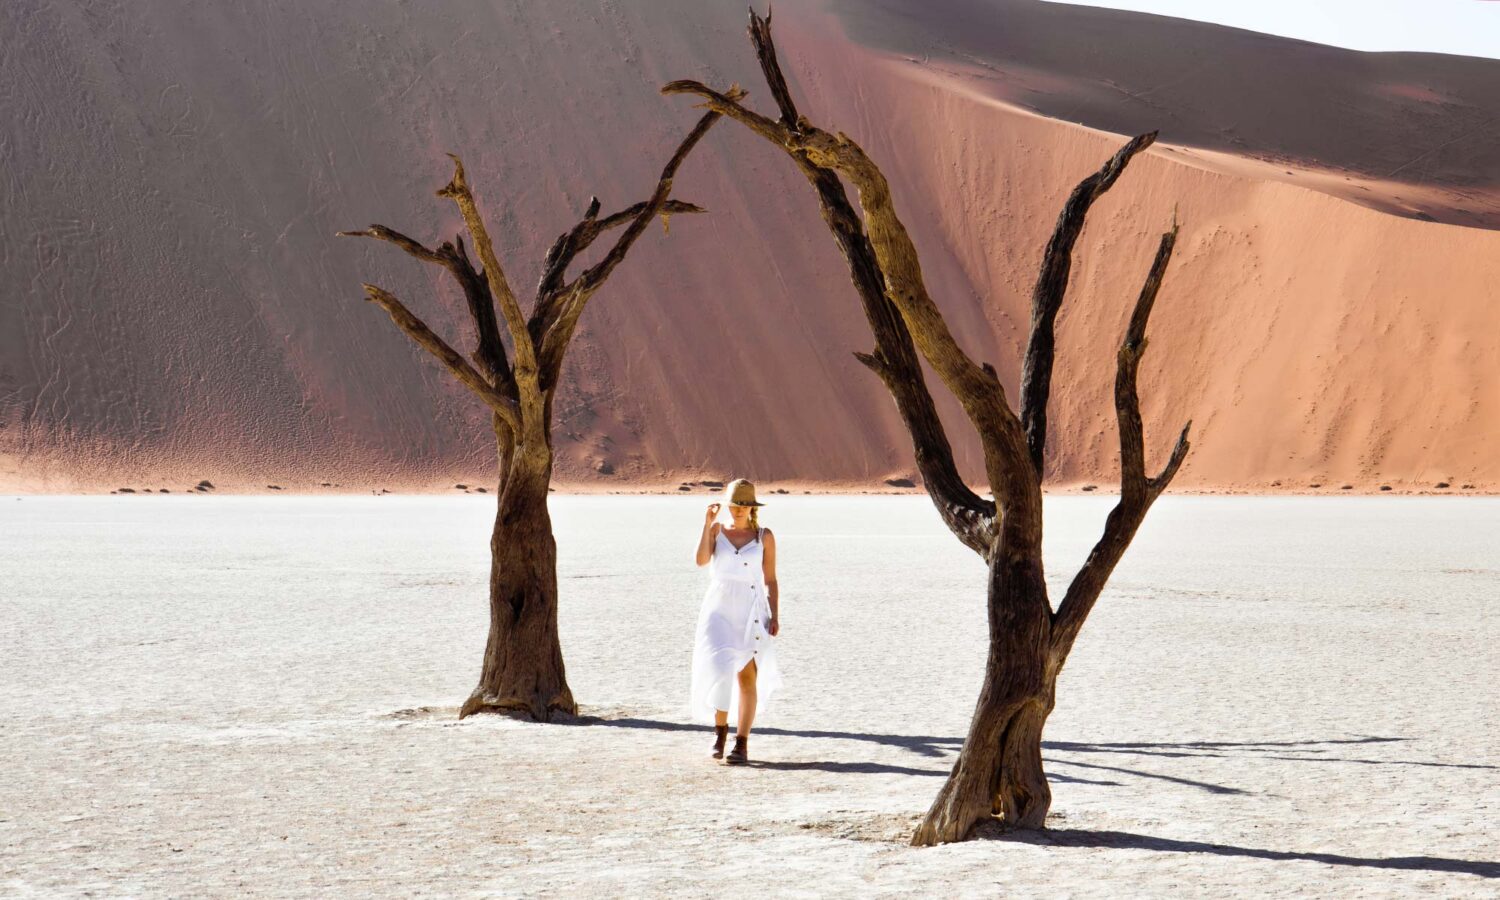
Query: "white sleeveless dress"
689 527 782 723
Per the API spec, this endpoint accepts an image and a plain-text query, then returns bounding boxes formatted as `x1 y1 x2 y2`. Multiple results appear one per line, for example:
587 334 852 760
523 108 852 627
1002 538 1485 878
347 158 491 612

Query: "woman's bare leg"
714 709 728 727
736 659 758 737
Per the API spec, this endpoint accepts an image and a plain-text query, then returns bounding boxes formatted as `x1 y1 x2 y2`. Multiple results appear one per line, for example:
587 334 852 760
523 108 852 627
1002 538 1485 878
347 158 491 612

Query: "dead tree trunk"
339 110 723 720
467 447 568 718
667 9 1191 842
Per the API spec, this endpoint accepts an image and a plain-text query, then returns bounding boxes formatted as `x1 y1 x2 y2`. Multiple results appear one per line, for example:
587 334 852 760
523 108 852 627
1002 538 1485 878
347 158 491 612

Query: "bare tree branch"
746 7 996 555
360 283 520 431
1116 223 1178 506
573 109 728 294
663 79 792 146
534 198 601 309
447 235 514 389
1150 420 1192 492
594 198 705 233
665 76 1034 514
438 155 540 402
1050 223 1189 661
535 199 705 314
531 112 725 390
342 100 725 724
855 350 998 556
528 199 708 366
674 11 1195 843
1020 132 1158 477
748 7 800 127
337 225 447 264
339 226 513 388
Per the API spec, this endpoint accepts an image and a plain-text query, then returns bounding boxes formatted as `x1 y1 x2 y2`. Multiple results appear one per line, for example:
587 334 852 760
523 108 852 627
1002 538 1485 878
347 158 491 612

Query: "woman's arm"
695 504 721 566
762 528 779 635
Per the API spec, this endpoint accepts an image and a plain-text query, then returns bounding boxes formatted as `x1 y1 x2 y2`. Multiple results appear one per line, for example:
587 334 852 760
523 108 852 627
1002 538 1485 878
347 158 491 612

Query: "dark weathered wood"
534 110 725 391
341 112 720 721
360 284 521 430
1020 132 1157 476
575 108 726 296
913 540 1052 843
438 155 543 422
460 451 575 720
748 9 799 127
536 198 704 301
663 75 1039 518
449 234 511 387
672 12 1194 844
338 227 512 388
1050 225 1191 666
530 197 706 388
745 9 995 556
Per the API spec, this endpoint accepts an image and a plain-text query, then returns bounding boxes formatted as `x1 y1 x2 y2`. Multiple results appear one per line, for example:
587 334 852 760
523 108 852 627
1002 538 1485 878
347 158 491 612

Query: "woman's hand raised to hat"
704 502 721 525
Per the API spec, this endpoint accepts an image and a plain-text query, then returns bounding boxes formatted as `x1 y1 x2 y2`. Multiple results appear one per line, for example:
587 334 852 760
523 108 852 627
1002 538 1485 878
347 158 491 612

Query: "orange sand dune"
1 0 1496 493
835 0 1500 229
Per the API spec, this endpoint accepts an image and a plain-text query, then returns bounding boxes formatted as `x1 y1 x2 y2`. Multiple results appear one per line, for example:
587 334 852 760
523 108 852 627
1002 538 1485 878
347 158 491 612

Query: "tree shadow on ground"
585 717 1492 795
509 714 1498 877
1046 736 1500 771
588 717 1235 791
587 717 1476 767
410 708 1496 776
744 759 1119 785
982 826 1500 879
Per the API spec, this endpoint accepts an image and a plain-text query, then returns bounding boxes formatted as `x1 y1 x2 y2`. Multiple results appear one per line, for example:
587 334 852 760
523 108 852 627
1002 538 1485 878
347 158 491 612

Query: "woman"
690 478 781 765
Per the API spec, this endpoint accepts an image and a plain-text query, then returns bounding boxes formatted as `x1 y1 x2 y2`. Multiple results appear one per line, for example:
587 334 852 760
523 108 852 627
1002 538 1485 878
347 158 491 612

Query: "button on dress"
689 527 782 723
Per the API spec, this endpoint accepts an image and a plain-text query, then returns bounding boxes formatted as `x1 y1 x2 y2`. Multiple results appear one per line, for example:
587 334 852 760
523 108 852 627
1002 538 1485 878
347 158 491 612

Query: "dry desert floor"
2 495 1497 897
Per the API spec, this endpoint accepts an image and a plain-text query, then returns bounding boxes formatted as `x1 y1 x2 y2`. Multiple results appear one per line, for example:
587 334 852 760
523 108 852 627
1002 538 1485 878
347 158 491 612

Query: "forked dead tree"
339 109 725 720
666 11 1191 844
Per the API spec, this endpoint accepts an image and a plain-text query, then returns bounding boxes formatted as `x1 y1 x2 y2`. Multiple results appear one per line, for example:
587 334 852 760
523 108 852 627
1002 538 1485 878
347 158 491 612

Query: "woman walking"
690 478 781 764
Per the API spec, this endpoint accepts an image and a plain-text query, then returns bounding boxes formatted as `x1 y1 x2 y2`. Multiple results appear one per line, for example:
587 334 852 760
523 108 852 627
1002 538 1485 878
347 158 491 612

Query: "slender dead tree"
666 11 1191 844
338 108 726 720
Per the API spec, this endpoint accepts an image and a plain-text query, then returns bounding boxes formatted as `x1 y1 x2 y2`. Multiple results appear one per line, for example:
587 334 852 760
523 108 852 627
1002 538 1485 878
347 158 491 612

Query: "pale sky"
1047 1 1500 59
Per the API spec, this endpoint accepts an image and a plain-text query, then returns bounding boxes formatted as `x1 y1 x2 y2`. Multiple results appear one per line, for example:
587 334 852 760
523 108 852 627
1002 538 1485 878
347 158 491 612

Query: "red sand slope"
2 0 1496 492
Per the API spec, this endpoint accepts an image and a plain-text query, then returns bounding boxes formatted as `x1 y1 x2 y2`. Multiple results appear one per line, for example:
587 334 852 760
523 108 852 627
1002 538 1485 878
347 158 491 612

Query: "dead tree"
665 11 1190 844
339 109 725 720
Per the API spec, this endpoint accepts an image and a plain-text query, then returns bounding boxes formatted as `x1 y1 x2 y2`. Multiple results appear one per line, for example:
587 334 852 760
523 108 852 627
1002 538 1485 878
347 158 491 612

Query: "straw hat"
725 478 765 507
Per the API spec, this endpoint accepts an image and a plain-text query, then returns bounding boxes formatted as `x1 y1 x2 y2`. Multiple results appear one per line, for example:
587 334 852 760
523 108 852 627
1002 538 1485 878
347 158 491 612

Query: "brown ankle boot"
725 735 748 765
711 725 728 759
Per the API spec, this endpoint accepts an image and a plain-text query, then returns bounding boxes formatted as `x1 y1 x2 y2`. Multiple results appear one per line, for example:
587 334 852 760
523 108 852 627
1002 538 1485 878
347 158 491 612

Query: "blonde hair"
726 477 762 533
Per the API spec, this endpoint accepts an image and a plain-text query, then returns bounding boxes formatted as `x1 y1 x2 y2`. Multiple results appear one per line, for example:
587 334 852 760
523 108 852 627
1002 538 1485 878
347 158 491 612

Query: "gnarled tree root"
458 690 578 722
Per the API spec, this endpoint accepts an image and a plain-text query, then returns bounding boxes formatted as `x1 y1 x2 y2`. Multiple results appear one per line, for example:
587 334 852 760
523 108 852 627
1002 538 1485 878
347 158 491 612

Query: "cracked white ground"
2 494 1495 897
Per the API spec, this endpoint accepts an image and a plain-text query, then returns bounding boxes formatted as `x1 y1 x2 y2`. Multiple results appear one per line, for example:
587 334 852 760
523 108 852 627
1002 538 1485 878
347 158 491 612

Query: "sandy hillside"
836 0 1500 229
3 495 1497 896
1 0 1497 493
